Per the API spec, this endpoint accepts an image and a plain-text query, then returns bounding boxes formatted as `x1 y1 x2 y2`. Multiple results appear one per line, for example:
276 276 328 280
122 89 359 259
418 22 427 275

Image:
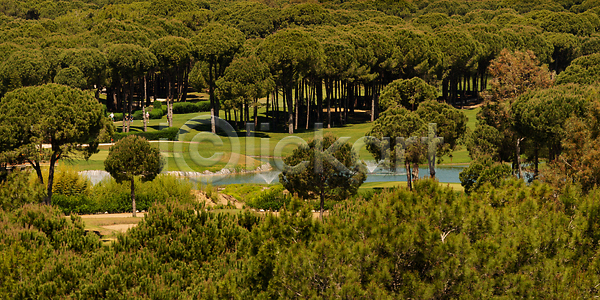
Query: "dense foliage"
4 177 600 298
3 0 600 297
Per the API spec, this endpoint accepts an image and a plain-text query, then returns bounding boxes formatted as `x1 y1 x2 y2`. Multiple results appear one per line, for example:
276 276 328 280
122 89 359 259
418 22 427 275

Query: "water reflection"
80 164 466 187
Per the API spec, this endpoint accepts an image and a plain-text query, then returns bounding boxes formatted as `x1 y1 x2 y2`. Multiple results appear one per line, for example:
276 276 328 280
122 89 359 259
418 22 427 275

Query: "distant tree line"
1 0 599 134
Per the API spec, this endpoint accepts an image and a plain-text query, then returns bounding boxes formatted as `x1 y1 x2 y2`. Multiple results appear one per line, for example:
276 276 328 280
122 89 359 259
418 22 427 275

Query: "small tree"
366 106 427 190
104 136 164 217
459 157 511 194
279 133 366 219
378 77 437 112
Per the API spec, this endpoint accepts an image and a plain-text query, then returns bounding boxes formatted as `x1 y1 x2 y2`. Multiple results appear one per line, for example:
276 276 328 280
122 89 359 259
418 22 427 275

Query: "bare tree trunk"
316 79 323 123
253 99 258 128
294 83 299 130
167 80 173 127
28 159 43 185
320 186 324 221
327 80 332 128
516 137 524 179
45 151 60 205
143 105 147 132
306 81 311 130
144 75 149 107
412 161 419 182
287 86 294 134
406 161 412 191
209 64 216 133
131 178 136 217
266 93 270 124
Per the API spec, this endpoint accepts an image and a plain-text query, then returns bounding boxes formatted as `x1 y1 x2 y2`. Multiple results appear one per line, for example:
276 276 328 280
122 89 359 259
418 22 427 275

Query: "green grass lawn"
360 181 464 192
68 100 480 176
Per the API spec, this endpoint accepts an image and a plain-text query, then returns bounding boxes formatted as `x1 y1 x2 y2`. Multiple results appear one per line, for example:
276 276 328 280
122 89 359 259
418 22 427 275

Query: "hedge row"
172 101 211 114
112 126 179 141
109 101 210 121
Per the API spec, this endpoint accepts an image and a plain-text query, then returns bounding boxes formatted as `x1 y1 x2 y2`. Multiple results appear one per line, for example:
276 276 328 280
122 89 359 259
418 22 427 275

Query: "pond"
80 164 467 187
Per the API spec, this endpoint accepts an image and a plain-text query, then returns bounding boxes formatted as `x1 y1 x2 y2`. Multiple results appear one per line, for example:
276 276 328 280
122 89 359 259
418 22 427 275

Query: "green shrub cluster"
246 185 292 210
222 184 265 202
172 101 210 114
8 176 600 298
112 126 178 141
0 170 44 211
148 107 164 119
51 173 194 214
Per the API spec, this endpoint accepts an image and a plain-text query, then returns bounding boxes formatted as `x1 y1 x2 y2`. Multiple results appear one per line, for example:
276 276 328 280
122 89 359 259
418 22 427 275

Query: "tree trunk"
29 159 43 185
306 81 310 130
428 152 436 179
406 161 412 191
254 99 258 128
143 105 147 132
294 83 299 130
144 75 150 107
46 151 60 205
167 79 173 128
287 86 294 134
131 177 136 217
316 79 323 122
266 93 270 124
327 80 332 128
320 186 324 221
516 137 524 179
209 63 216 133
534 145 539 179
371 82 376 122
182 66 190 102
412 161 419 182
122 85 128 132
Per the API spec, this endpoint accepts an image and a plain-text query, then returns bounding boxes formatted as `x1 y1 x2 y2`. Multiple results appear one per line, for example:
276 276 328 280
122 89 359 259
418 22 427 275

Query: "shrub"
52 194 97 214
172 101 211 114
153 100 162 109
247 185 292 210
52 166 90 196
149 108 164 119
132 110 144 120
197 101 210 112
112 126 179 141
52 175 195 214
114 112 123 120
222 184 265 201
0 170 44 211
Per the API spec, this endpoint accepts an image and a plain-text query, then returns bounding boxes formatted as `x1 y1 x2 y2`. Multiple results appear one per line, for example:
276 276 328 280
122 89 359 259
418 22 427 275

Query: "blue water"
80 166 467 187
168 166 465 186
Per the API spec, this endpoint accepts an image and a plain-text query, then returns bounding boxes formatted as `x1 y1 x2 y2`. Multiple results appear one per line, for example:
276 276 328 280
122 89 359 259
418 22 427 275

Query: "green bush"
149 108 164 119
222 184 265 201
172 101 211 114
52 194 97 214
52 174 195 214
247 185 292 210
197 101 210 112
153 100 162 109
132 110 144 120
0 170 44 211
114 112 123 120
112 126 178 141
